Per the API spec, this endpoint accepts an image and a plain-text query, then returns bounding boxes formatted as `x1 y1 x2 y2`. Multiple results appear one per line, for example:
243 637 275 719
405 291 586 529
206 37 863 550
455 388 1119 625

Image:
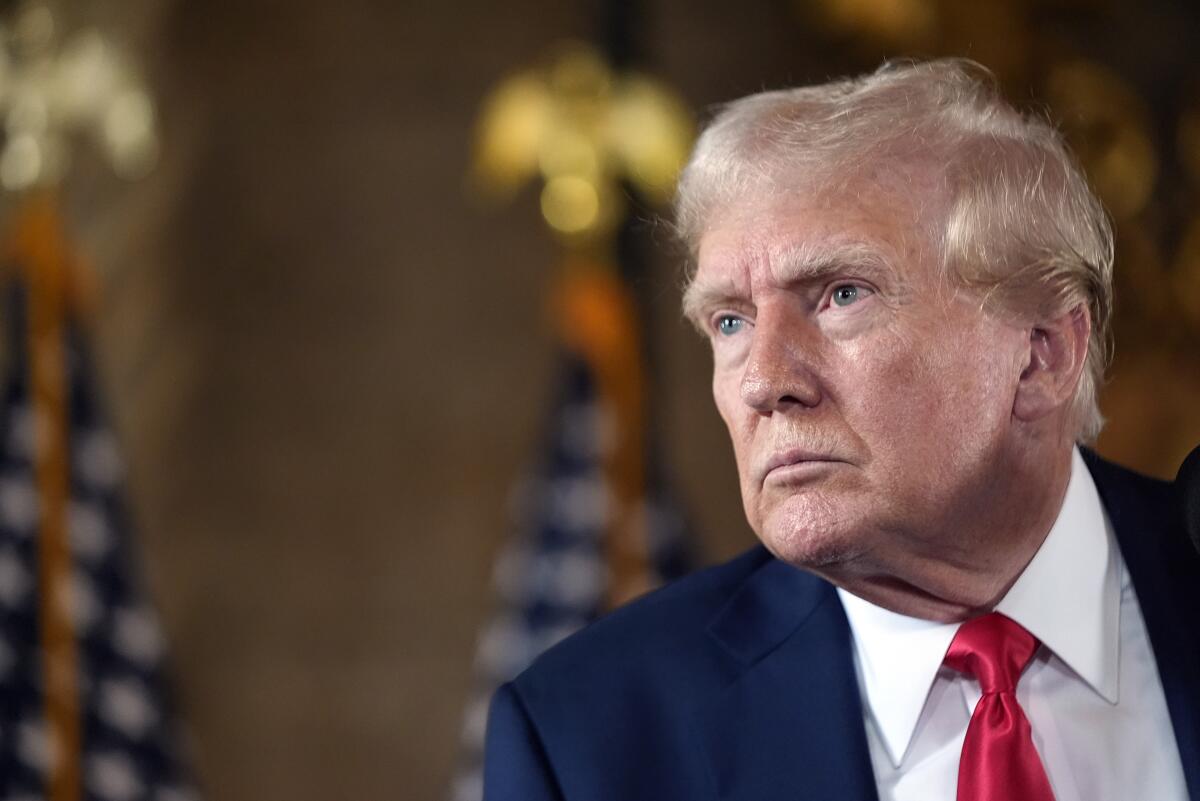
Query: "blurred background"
0 0 1197 800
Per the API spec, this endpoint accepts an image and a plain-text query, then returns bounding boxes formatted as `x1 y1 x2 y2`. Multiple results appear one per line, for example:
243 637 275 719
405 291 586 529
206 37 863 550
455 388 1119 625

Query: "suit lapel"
1085 451 1200 798
698 556 879 801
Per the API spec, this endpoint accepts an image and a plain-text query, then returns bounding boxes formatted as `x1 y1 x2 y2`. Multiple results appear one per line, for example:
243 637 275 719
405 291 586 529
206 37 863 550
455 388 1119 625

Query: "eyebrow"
681 238 898 328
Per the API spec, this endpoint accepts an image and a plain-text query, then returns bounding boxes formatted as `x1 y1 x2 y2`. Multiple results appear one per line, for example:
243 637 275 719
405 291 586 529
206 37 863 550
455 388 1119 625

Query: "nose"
739 306 823 414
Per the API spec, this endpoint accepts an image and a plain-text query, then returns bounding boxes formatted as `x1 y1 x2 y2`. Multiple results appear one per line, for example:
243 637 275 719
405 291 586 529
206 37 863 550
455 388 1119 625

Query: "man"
483 59 1200 801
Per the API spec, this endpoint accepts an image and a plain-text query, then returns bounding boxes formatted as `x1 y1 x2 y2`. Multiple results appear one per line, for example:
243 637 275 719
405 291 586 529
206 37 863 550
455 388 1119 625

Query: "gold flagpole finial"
471 41 693 247
0 0 159 195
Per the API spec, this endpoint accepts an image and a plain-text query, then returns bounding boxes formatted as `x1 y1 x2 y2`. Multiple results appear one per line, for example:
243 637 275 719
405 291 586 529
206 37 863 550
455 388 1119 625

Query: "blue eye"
716 315 745 336
831 285 865 307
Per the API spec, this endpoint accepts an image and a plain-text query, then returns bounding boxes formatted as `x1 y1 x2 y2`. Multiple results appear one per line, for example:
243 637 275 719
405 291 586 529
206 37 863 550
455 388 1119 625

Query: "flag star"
75 429 124 490
543 550 604 607
6 404 35 458
549 475 610 533
0 475 38 534
476 613 534 678
87 751 145 801
99 677 158 739
0 546 32 607
113 606 165 666
69 500 113 562
155 787 202 801
17 718 52 773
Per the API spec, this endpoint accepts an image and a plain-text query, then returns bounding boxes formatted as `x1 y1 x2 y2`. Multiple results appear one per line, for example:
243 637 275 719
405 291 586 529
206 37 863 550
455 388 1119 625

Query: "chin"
754 494 869 570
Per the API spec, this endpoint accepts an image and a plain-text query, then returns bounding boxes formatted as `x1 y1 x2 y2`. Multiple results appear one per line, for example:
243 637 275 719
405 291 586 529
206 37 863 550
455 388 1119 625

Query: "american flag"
448 353 691 801
0 286 200 801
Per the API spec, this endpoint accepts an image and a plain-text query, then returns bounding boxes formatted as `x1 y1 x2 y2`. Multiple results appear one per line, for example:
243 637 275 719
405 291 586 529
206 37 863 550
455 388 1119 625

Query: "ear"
1012 304 1091 424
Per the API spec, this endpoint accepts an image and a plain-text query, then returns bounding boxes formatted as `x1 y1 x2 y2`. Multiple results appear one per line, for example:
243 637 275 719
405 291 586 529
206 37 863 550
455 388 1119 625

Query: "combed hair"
675 59 1114 444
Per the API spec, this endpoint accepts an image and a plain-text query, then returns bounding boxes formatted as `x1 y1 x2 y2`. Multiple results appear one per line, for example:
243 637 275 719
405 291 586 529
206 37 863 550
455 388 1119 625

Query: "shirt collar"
996 447 1121 704
837 447 1122 768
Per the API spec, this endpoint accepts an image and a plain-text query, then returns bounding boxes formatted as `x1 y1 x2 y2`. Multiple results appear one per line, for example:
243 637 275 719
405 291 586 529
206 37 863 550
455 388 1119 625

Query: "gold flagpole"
7 190 81 801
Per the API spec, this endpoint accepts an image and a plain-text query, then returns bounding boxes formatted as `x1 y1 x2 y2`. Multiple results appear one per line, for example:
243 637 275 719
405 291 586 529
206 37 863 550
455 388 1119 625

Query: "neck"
829 441 1076 623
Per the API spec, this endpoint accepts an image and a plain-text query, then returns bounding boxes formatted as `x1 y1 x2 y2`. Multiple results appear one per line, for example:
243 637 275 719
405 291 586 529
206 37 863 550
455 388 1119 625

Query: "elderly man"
482 60 1199 801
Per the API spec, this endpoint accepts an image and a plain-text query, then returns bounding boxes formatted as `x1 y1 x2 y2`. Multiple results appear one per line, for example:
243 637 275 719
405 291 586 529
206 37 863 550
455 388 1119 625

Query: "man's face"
686 179 1028 581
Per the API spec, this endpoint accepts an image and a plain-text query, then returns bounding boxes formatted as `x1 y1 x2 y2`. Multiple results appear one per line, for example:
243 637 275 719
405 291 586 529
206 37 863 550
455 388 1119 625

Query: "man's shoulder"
1083 448 1174 509
490 546 815 799
505 542 841 725
1085 449 1200 602
1083 448 1183 539
514 545 775 691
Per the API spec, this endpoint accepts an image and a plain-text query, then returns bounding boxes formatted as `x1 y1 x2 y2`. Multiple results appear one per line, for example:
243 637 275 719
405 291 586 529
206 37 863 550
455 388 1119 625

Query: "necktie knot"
944 612 1040 694
943 612 1055 800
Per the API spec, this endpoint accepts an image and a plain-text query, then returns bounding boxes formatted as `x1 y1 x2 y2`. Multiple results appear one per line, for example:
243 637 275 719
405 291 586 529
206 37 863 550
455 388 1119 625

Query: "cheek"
712 367 761 495
712 368 749 449
921 326 1019 430
834 334 930 430
846 324 1018 478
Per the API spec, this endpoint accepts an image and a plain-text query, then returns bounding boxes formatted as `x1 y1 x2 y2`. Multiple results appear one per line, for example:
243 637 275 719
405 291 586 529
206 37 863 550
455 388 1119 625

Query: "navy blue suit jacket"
483 454 1200 800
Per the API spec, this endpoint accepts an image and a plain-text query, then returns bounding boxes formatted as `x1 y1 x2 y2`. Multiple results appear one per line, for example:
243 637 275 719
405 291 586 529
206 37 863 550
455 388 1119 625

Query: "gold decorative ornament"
0 0 158 193
471 42 693 245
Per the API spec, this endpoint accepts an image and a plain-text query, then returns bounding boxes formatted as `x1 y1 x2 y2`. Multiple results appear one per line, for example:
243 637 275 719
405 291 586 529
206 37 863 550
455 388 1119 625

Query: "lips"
761 448 844 483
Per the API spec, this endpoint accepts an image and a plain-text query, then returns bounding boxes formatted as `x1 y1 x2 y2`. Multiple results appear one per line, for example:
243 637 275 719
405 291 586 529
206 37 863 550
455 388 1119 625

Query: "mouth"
761 449 846 485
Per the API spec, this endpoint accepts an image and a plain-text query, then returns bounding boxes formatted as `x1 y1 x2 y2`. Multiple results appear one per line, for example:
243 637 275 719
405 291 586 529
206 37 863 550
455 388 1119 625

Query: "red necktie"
943 612 1055 801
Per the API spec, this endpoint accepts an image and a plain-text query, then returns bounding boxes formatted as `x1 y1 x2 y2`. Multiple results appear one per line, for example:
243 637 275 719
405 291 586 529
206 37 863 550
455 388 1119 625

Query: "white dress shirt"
837 448 1190 801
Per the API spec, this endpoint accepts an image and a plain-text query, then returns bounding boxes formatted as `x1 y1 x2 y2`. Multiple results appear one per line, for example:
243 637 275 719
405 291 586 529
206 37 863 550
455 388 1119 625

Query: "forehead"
690 178 935 296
